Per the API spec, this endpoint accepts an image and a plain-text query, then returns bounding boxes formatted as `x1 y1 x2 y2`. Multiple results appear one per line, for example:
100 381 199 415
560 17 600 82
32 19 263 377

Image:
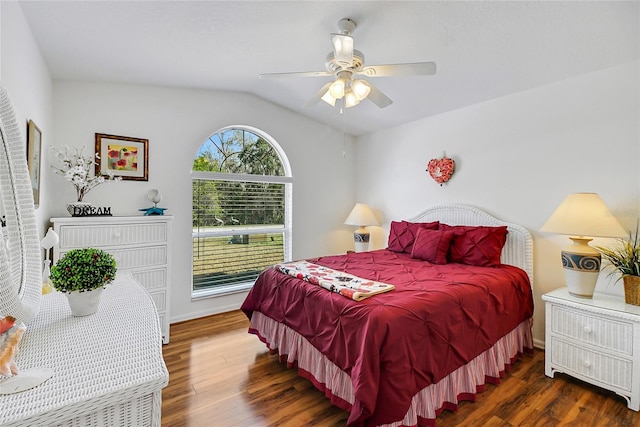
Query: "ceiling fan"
259 18 437 109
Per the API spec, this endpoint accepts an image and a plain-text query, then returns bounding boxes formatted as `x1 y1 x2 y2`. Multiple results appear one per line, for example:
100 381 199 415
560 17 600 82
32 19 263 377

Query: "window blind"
192 178 286 291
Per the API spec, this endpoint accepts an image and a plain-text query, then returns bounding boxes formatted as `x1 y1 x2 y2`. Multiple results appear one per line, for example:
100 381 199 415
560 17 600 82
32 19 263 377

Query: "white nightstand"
543 287 640 411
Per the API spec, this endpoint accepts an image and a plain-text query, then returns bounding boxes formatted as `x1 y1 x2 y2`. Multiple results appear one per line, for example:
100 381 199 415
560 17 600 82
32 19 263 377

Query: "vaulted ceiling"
18 1 639 136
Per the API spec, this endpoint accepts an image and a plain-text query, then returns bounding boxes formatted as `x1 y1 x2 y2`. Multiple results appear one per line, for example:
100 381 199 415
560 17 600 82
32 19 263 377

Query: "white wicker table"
543 287 640 411
0 274 169 426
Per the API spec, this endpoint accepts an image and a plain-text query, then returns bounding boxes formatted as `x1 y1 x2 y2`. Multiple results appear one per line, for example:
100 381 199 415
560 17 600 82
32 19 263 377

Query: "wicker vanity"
0 274 168 426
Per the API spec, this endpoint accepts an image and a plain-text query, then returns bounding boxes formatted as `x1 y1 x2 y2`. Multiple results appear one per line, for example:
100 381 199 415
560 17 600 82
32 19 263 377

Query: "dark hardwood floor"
162 310 640 426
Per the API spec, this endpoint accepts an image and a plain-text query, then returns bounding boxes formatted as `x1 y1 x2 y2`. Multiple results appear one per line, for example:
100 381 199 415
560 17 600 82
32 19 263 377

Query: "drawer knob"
113 231 121 239
583 360 591 368
583 326 592 334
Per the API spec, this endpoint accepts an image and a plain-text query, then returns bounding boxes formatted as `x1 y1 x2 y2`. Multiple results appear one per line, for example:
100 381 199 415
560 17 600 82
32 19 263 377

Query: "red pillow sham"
387 220 440 254
438 224 508 267
411 228 455 264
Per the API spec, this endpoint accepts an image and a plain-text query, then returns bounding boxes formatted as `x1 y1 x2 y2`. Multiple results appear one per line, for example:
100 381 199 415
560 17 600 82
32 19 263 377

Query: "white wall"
355 61 640 344
1 2 359 324
51 81 356 322
4 1 639 343
0 1 53 235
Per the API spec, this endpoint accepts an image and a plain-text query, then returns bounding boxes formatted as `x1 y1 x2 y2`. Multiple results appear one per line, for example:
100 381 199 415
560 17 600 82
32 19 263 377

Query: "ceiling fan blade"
331 33 353 66
259 71 333 79
302 82 333 108
365 82 393 108
356 62 437 77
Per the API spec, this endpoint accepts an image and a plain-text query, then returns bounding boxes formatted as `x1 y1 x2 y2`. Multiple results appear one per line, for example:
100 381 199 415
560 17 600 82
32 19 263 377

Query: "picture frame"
95 133 148 181
27 120 42 207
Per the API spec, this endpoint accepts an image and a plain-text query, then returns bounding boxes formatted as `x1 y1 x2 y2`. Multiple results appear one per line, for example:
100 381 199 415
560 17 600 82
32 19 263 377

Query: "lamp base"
561 237 601 298
353 228 370 253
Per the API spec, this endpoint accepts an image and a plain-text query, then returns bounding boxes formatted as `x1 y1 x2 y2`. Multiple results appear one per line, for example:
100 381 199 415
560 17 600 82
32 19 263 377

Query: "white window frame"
191 126 292 299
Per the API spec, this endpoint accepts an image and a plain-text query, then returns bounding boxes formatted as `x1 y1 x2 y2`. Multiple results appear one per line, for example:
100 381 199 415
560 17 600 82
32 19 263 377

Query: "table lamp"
541 193 626 298
40 227 59 295
344 203 379 252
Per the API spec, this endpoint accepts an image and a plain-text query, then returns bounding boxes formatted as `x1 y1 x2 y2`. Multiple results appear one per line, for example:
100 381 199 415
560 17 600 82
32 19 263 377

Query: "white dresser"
51 215 173 344
543 287 640 410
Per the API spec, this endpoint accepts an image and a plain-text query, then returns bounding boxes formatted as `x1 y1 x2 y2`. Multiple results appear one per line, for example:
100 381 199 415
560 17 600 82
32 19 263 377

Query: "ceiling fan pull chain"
341 101 346 158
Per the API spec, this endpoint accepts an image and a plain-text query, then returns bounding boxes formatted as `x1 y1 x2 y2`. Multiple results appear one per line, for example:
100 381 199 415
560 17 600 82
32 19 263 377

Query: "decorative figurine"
139 189 167 215
0 314 54 394
0 315 25 377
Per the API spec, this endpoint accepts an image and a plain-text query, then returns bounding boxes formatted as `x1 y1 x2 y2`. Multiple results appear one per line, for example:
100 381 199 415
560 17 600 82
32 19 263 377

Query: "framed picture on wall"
95 133 149 181
27 120 42 207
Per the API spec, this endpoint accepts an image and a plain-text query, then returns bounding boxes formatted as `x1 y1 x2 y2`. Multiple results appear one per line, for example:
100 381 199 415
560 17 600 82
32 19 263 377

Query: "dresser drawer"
130 267 168 291
61 245 167 271
149 290 166 311
57 222 168 249
550 304 633 355
550 337 633 391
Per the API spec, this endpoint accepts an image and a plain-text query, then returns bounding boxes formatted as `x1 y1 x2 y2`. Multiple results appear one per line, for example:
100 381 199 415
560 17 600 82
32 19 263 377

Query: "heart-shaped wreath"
427 157 455 185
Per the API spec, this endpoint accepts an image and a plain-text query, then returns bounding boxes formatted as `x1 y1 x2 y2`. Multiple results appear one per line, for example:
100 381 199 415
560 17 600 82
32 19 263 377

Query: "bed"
241 204 534 427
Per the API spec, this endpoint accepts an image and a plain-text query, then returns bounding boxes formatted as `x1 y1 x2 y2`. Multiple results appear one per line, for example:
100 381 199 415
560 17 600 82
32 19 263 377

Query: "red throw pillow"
439 224 508 267
411 228 455 264
387 220 439 253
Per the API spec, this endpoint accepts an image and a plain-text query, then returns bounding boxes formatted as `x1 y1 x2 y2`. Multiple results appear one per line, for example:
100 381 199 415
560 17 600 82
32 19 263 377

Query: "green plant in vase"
50 248 117 316
597 223 640 305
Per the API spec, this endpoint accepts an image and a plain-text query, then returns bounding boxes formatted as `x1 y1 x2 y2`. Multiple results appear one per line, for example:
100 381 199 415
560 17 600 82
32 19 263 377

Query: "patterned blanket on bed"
274 261 394 301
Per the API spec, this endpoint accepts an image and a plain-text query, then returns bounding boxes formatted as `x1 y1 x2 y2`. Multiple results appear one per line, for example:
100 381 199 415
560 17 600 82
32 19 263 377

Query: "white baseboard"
170 301 243 324
533 337 545 350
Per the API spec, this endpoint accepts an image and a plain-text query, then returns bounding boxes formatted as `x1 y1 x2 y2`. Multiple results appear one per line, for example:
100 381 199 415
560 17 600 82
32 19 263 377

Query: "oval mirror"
0 86 42 323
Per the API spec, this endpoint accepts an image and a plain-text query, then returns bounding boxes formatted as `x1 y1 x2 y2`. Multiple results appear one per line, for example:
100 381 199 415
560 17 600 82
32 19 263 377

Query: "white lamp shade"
541 193 626 238
329 79 346 99
344 203 379 227
320 90 337 106
352 80 371 101
344 89 359 108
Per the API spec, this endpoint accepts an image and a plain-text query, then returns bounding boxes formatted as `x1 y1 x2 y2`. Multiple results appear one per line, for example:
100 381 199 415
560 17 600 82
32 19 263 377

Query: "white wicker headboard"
409 204 533 286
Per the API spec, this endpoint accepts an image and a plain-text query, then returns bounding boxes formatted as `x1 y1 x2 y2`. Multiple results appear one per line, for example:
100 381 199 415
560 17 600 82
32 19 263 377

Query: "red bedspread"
241 249 534 427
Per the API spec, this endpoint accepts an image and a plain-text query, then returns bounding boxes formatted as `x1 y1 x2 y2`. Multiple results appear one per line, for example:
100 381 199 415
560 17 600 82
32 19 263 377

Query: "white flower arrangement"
51 145 120 202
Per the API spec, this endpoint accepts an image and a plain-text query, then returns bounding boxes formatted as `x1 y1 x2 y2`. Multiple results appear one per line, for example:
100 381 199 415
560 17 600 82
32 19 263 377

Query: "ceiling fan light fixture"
344 89 360 108
321 89 337 106
352 80 371 101
329 78 346 99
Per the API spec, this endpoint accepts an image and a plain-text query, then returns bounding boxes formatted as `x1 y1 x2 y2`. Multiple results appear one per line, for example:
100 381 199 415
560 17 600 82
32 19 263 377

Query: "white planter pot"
65 288 104 316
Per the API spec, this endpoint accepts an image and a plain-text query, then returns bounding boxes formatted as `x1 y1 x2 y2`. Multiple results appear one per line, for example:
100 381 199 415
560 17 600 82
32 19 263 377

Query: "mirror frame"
0 86 42 324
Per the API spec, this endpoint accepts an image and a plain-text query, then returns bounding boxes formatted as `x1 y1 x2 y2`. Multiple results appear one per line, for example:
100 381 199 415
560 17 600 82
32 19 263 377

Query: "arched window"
191 126 292 297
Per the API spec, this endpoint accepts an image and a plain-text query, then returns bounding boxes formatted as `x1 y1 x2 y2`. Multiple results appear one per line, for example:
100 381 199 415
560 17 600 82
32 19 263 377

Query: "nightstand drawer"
550 304 633 355
550 337 633 391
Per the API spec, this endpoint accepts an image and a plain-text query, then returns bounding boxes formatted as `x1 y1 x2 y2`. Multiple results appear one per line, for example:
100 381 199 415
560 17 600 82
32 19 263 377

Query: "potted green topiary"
50 248 117 316
597 225 640 305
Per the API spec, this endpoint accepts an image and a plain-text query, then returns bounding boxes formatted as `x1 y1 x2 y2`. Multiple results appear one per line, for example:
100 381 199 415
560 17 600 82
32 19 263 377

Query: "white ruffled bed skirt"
249 311 534 427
